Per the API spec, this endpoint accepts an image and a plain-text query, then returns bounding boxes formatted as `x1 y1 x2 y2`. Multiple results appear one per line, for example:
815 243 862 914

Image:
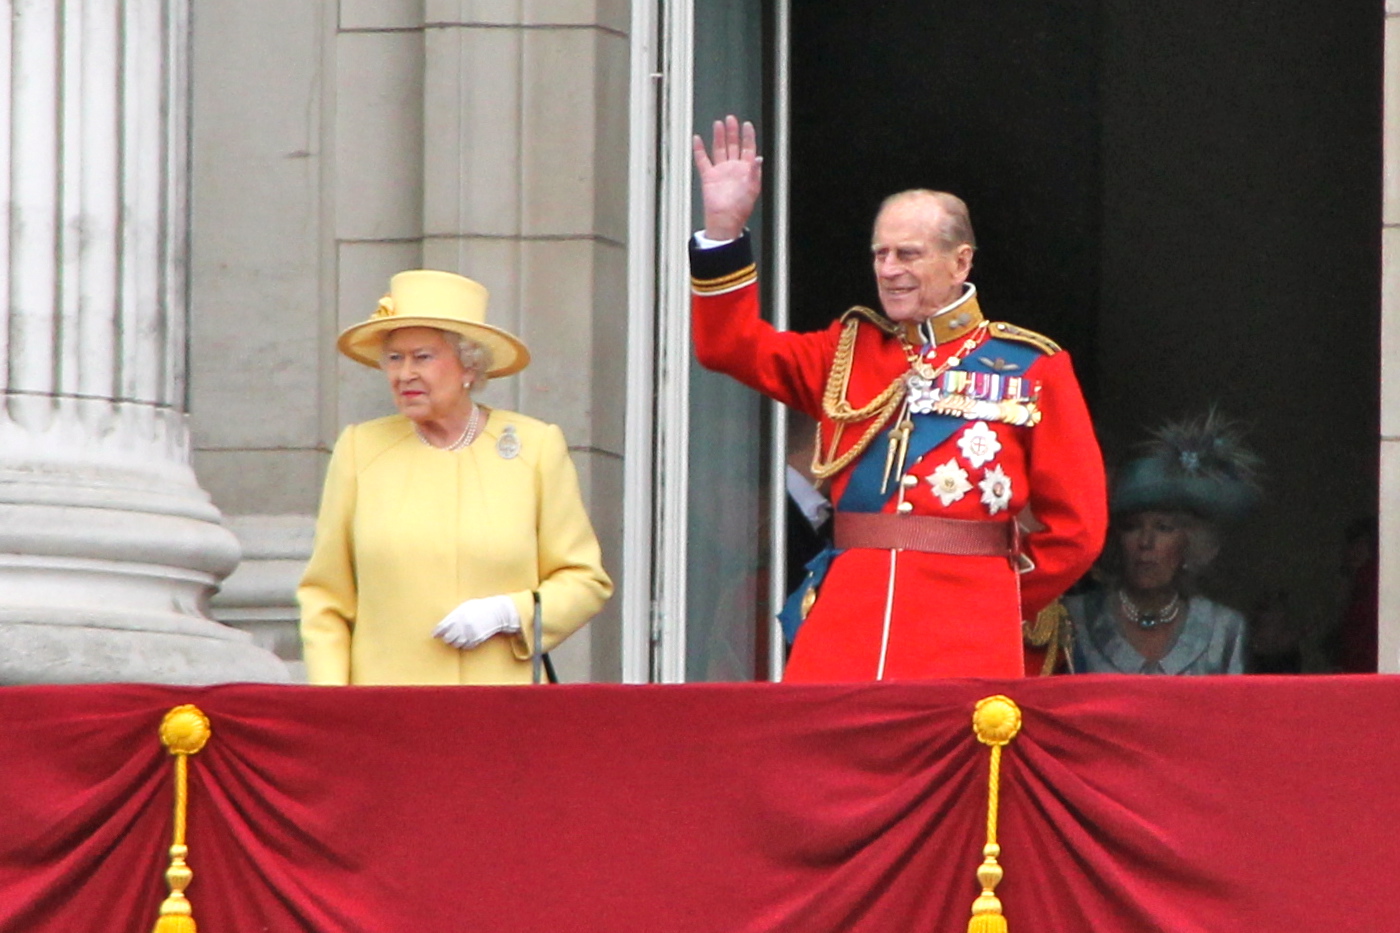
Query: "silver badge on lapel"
496 424 521 460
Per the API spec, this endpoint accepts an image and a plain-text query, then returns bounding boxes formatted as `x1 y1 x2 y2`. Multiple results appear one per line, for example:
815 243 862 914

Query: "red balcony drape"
0 677 1394 932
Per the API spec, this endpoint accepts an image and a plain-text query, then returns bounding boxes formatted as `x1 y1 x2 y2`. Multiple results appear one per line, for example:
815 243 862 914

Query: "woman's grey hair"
442 331 494 392
1174 514 1222 585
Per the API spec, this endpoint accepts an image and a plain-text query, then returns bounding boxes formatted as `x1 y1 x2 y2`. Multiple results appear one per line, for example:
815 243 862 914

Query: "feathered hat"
1110 409 1263 523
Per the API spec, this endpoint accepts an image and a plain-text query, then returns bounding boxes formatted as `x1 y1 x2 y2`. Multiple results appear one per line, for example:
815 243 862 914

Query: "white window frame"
623 0 792 683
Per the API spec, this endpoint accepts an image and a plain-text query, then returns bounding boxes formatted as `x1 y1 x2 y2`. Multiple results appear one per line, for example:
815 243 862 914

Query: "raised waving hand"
692 115 763 241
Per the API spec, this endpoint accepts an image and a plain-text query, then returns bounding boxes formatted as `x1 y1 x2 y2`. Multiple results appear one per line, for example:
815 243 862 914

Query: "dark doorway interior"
788 0 1103 372
788 1 1382 669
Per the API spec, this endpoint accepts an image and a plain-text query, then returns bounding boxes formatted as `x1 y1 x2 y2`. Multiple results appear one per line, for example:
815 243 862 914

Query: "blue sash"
778 335 1044 644
838 336 1043 513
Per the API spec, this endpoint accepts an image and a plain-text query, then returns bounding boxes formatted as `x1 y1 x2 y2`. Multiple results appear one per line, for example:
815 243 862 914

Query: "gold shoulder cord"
810 317 909 481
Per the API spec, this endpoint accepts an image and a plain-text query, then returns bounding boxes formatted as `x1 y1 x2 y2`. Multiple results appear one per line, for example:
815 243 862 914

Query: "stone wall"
191 1 630 681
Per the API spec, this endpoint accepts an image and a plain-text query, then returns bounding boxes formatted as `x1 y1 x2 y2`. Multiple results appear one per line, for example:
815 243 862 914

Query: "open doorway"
788 1 1381 671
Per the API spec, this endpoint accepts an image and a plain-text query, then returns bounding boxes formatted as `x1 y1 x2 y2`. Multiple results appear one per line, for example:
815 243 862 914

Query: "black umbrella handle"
531 591 543 686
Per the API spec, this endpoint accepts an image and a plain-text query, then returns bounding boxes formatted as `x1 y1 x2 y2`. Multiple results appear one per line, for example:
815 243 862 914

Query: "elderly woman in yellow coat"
297 270 613 684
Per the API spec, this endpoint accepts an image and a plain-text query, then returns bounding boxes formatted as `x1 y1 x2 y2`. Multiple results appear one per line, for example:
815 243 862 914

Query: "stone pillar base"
0 440 291 685
212 514 314 682
0 610 290 685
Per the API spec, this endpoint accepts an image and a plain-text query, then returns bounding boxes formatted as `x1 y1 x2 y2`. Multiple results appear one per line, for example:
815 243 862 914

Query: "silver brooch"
496 424 521 460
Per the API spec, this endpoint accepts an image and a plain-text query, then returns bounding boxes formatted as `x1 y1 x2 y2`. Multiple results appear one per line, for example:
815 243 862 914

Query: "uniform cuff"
690 232 757 295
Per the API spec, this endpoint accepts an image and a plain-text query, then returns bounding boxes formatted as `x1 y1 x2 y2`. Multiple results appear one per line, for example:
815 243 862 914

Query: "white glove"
432 595 521 650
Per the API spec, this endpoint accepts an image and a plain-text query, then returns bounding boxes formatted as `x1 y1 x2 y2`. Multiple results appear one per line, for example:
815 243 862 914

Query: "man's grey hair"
877 189 977 252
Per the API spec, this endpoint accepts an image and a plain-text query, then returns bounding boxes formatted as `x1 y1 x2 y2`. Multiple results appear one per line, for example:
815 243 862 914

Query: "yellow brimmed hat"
336 269 531 377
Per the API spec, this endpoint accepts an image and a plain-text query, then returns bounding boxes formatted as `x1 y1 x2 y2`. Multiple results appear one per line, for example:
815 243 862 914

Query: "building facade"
1 1 1394 682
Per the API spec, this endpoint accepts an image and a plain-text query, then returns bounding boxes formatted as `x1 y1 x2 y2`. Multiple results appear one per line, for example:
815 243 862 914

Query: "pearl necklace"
415 404 482 451
1118 589 1182 630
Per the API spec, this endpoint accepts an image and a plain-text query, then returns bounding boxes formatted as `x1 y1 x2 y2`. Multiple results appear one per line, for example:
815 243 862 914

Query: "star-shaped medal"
927 459 973 507
957 421 1002 469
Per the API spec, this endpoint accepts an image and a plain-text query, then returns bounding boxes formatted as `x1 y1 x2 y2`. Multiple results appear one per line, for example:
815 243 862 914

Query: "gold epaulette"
838 305 900 336
989 321 1060 355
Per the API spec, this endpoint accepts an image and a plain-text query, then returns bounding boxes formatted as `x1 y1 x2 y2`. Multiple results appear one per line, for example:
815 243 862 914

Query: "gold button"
897 501 914 514
902 474 918 488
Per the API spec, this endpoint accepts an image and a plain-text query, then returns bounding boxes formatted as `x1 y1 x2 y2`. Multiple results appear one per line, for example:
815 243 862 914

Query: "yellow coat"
297 410 613 685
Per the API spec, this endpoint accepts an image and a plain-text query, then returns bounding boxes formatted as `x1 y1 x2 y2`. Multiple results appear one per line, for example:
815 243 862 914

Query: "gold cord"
968 696 1023 933
811 392 906 480
152 705 211 933
821 318 908 423
811 317 910 480
1024 600 1072 676
811 317 990 482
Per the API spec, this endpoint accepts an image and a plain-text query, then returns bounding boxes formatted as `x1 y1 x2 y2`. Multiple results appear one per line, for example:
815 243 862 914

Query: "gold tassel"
967 695 1023 933
152 705 211 933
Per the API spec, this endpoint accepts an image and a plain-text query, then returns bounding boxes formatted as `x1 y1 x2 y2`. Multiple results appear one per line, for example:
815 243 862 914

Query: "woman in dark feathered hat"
1068 410 1261 675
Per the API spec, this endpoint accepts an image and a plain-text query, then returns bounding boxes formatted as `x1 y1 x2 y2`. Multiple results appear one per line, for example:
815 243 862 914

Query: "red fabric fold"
0 677 1395 932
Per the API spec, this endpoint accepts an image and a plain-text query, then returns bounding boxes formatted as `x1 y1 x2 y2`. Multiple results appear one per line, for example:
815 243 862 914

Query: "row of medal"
905 369 1042 426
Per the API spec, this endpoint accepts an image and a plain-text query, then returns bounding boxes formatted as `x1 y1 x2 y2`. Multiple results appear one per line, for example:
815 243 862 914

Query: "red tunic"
691 236 1107 681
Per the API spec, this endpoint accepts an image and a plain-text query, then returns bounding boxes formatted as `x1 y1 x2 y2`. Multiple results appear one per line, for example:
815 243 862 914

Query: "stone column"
0 0 287 683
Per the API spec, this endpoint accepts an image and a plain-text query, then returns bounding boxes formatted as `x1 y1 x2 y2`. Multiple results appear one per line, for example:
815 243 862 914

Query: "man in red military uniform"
691 116 1107 681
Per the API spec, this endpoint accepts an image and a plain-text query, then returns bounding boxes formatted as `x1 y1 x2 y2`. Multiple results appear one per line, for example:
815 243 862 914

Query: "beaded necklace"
1118 588 1182 630
415 404 482 452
